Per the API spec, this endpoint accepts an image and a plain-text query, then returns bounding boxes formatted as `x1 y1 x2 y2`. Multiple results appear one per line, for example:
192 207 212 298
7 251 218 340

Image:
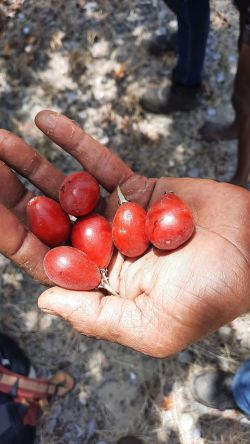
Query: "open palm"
0 110 249 357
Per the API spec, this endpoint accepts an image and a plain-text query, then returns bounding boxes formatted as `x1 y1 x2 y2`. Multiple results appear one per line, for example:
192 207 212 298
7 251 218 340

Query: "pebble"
24 310 38 330
169 19 178 30
187 167 200 178
84 2 99 13
216 72 225 83
177 350 194 365
87 419 97 439
129 371 137 383
207 107 217 117
22 26 30 35
39 313 54 330
90 41 110 58
212 52 221 61
179 413 201 439
78 389 89 405
228 54 237 64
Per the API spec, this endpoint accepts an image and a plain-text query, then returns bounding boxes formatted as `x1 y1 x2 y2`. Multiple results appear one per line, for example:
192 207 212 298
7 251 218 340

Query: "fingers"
35 110 133 192
0 129 65 200
104 175 157 221
38 287 157 355
0 161 33 224
0 203 51 284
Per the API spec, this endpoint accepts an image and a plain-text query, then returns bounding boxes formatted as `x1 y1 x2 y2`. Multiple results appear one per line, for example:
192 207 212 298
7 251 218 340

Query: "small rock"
179 412 195 431
23 310 38 331
212 52 221 61
65 91 77 105
228 54 237 64
78 389 90 405
129 371 137 383
2 272 23 289
216 72 225 83
169 19 178 30
87 419 97 439
207 107 217 117
188 167 199 178
219 325 231 340
90 40 110 58
22 26 30 35
177 350 194 365
178 414 201 440
39 313 54 330
25 45 33 53
84 2 99 13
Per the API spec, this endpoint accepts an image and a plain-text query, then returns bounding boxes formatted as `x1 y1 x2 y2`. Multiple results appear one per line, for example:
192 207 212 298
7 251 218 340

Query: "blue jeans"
232 359 250 415
164 0 210 86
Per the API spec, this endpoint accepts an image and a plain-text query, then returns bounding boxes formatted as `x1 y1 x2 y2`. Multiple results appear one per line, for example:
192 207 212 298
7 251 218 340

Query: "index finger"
35 110 133 192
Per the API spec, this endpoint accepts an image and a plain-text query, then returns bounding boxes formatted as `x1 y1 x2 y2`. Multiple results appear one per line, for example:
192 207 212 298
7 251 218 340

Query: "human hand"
0 110 249 357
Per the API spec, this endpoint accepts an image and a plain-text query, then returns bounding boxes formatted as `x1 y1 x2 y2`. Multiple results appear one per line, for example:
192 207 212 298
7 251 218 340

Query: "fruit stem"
117 185 129 205
99 269 120 297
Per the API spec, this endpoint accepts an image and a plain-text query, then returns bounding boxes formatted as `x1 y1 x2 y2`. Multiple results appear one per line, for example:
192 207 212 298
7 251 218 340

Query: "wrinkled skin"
0 110 250 358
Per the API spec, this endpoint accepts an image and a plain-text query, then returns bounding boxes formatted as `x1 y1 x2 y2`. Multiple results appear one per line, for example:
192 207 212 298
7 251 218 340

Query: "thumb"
38 287 146 350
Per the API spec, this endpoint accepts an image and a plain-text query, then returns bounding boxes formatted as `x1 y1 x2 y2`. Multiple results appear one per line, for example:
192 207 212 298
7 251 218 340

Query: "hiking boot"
192 370 237 411
148 32 177 56
140 83 202 114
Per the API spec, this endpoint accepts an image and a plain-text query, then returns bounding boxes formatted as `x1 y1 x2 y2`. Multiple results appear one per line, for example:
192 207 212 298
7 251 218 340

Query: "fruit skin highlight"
145 193 195 250
43 246 101 291
112 186 149 258
59 171 100 217
71 213 114 269
27 196 71 247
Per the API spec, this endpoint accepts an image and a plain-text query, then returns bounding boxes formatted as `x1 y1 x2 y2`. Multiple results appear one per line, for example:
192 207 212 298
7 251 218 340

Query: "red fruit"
43 246 101 291
27 196 71 247
112 187 149 257
59 171 100 217
145 193 195 250
71 214 113 269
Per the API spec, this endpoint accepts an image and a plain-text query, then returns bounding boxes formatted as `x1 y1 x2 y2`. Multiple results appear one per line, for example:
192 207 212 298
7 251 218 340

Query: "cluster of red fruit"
26 172 195 294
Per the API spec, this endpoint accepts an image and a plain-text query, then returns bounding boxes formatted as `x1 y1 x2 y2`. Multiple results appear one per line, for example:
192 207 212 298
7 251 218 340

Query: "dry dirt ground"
0 1 250 443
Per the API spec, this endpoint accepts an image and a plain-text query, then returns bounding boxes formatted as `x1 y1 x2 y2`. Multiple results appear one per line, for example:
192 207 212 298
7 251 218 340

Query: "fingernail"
39 307 56 316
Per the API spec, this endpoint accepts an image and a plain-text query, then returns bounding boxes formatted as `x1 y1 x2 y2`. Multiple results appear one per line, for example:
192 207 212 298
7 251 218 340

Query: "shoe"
140 83 201 114
117 436 144 444
192 370 238 411
148 32 177 56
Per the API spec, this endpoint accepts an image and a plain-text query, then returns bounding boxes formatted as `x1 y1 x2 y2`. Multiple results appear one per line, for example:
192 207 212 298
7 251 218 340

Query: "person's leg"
232 359 250 415
171 0 210 86
199 0 248 142
230 112 250 187
140 0 210 114
230 29 250 186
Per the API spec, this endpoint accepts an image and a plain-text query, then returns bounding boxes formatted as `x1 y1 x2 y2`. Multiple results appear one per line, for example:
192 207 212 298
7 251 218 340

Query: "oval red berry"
27 196 71 247
71 213 113 269
145 193 195 250
43 246 101 291
112 202 149 257
59 171 100 217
